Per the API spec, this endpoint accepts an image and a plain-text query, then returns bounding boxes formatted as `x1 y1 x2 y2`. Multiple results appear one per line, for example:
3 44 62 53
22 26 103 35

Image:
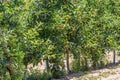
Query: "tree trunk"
6 66 13 77
66 48 70 73
46 57 50 71
113 50 116 65
78 54 80 68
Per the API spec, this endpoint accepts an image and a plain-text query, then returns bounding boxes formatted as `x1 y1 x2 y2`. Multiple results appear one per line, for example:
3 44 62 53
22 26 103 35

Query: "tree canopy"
0 0 120 79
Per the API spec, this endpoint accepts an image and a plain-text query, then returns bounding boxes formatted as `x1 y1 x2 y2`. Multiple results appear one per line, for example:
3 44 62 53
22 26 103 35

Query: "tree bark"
46 57 50 71
66 48 70 73
113 50 116 65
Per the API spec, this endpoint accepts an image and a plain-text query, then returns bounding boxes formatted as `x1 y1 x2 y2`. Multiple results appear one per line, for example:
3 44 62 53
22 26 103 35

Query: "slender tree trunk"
46 57 50 71
113 50 116 65
6 66 13 77
66 48 70 73
78 54 80 68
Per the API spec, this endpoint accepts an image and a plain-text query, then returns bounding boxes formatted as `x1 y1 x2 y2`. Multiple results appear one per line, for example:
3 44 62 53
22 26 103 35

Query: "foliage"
0 0 120 79
27 70 52 80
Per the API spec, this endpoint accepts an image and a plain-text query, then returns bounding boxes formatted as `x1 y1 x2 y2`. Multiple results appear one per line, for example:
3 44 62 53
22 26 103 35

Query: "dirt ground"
70 64 120 80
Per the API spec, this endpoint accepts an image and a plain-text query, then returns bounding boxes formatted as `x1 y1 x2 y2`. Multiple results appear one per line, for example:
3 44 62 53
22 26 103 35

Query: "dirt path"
70 65 120 80
52 64 120 80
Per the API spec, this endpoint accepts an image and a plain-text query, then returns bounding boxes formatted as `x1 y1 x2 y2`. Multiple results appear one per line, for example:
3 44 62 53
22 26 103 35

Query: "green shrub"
72 59 81 73
72 58 89 73
27 70 52 80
